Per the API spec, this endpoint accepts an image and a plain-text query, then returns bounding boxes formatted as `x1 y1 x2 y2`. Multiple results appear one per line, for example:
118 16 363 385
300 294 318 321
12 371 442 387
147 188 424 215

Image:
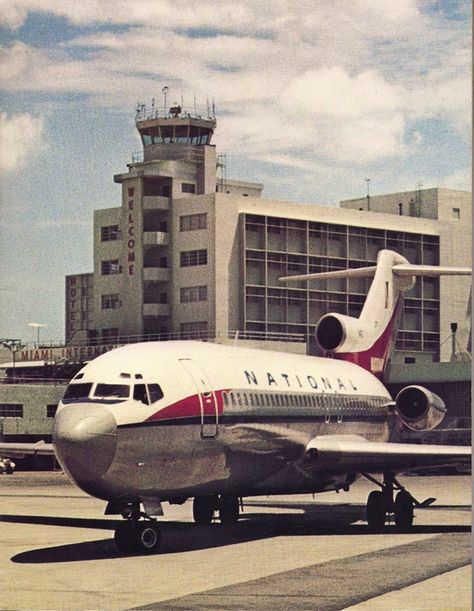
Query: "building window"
101 294 121 309
101 225 121 241
180 213 207 231
181 183 196 194
180 286 208 303
47 404 58 418
101 260 121 275
0 404 23 417
180 249 207 267
180 321 208 338
452 208 460 220
101 328 119 341
128 187 135 197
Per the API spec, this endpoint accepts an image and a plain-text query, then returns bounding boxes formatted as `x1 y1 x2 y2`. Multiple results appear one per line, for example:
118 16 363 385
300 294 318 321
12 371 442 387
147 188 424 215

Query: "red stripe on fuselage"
146 389 227 422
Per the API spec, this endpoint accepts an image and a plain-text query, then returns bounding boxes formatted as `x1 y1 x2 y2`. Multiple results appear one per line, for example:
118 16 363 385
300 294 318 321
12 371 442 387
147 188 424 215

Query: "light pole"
27 322 47 348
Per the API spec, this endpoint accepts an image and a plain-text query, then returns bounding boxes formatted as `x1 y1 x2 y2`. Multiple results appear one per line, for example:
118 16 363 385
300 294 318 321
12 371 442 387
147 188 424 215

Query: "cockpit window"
94 384 130 399
148 384 164 403
63 383 93 401
133 384 149 405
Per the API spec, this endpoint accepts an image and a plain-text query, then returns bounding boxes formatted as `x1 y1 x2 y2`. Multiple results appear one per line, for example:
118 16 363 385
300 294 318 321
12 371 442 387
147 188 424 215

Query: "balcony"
143 303 170 317
143 196 170 210
143 267 170 282
143 231 169 246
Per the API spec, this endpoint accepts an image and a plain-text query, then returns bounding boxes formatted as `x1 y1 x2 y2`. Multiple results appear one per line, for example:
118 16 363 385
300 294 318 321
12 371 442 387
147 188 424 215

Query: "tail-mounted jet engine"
316 313 364 353
395 385 446 431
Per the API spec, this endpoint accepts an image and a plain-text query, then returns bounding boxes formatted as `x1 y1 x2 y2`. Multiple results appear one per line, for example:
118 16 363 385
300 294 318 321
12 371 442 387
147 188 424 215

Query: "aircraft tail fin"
280 250 471 379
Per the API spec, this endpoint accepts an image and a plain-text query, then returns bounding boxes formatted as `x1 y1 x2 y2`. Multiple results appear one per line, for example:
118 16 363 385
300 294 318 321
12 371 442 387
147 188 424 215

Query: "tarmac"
0 472 471 610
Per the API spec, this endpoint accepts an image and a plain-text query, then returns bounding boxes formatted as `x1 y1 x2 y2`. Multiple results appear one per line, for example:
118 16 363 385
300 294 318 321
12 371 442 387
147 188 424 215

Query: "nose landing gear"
114 504 161 554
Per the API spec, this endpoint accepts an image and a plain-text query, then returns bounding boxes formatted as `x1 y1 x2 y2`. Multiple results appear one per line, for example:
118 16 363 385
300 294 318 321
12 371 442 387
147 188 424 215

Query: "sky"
0 0 471 343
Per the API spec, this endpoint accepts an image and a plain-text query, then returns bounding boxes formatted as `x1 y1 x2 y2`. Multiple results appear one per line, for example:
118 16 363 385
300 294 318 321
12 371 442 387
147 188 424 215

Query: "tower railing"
135 103 215 123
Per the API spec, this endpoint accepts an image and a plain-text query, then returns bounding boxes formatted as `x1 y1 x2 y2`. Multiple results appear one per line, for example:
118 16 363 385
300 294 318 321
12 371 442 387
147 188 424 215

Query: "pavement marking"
135 533 471 610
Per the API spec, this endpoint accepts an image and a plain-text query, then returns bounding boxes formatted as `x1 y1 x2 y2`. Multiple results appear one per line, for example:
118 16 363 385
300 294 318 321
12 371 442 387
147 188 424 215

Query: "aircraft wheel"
193 496 216 525
394 490 414 530
366 490 387 530
219 495 239 525
114 521 161 553
135 522 161 553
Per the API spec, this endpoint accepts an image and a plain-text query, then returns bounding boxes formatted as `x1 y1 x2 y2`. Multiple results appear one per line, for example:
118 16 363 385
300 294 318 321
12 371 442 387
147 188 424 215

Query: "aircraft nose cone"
53 405 117 482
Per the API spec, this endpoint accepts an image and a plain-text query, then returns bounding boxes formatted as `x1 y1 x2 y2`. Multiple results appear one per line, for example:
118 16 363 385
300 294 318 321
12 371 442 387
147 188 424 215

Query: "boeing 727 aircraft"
1 250 470 553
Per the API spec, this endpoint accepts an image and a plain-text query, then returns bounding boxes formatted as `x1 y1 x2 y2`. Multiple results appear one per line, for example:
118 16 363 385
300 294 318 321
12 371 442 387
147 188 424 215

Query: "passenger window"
133 384 149 405
147 384 163 403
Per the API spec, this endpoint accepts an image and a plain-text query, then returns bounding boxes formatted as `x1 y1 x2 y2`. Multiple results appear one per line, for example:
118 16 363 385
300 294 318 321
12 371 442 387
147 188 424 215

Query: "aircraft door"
179 358 218 438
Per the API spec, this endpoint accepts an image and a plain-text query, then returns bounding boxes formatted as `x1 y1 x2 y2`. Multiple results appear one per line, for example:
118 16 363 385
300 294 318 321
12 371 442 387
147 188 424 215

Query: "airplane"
0 249 471 554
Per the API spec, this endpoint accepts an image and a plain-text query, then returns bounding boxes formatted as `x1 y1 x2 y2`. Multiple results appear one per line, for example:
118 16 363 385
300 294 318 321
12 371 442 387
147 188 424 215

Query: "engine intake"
315 313 363 353
395 385 446 431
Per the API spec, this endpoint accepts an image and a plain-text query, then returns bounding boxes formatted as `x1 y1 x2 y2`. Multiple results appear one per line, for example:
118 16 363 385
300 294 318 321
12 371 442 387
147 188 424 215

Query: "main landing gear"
193 494 241 525
114 504 161 554
363 472 435 531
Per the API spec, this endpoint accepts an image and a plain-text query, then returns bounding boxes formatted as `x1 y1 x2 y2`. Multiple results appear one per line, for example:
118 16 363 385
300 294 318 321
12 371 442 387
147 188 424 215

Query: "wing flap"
304 435 471 474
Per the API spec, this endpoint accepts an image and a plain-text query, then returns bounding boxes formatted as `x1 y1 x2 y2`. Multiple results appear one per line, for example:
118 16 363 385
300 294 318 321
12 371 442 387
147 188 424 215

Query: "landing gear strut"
193 494 241 525
363 473 427 531
114 503 161 553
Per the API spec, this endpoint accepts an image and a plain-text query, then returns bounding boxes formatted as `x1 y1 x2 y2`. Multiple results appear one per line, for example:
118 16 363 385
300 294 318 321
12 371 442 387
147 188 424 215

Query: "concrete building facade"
65 105 471 366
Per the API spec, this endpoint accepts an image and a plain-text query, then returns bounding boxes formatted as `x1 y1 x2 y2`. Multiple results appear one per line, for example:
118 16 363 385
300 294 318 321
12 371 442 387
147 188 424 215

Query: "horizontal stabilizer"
393 264 472 276
280 263 471 283
280 266 377 282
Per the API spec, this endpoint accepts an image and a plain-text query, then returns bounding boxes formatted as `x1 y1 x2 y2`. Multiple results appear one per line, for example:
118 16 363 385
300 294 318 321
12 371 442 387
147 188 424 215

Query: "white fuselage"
53 341 392 503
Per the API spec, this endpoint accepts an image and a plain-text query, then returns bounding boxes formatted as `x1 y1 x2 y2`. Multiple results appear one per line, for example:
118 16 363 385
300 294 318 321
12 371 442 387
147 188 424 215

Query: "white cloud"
0 1 469 173
0 112 46 171
280 68 400 118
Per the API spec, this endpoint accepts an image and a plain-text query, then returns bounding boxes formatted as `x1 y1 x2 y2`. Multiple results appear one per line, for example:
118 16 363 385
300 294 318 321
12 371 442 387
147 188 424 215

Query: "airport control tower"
90 98 218 339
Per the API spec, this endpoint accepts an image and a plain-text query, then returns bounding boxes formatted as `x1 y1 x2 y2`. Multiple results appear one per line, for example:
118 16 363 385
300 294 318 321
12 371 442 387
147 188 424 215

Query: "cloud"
0 112 46 172
280 68 400 118
0 1 469 171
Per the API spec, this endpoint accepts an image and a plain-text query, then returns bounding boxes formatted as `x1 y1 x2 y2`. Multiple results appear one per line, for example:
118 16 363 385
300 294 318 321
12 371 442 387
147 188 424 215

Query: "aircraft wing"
303 435 471 474
0 441 55 459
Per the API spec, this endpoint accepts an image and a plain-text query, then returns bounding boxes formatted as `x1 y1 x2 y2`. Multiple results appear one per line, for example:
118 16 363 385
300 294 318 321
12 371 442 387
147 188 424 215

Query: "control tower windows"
140 124 213 145
175 125 188 143
161 126 173 142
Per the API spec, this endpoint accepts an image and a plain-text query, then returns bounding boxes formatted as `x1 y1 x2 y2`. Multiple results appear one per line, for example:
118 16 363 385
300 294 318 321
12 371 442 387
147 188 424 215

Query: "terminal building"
0 102 471 455
66 103 471 365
